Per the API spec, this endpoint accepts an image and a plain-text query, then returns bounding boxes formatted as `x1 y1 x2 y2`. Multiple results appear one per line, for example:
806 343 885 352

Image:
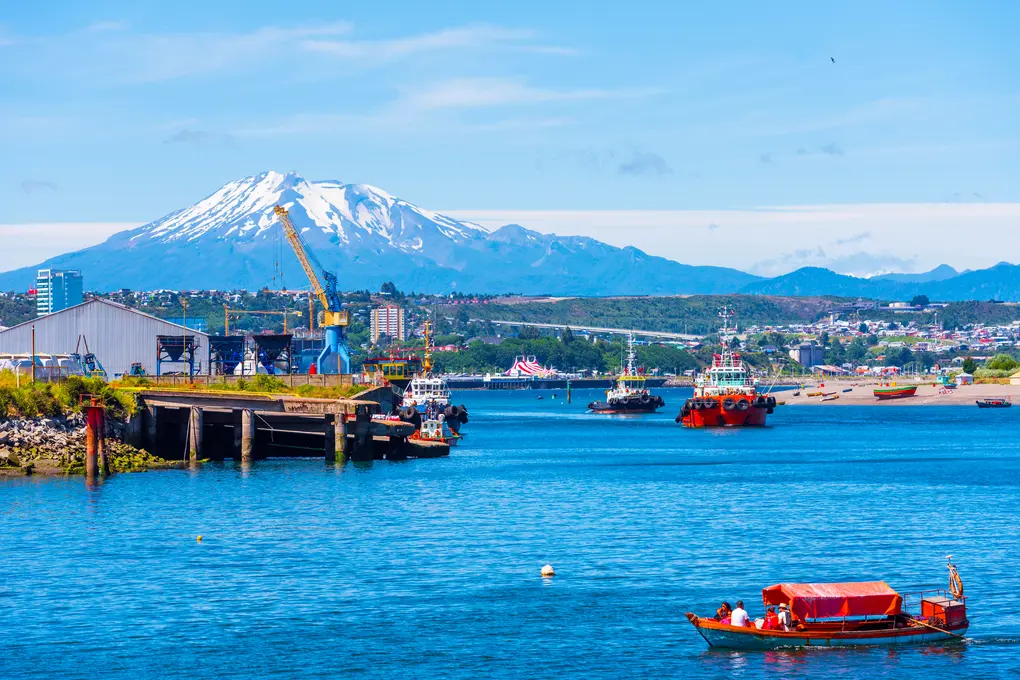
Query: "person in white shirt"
777 602 793 631
730 600 751 627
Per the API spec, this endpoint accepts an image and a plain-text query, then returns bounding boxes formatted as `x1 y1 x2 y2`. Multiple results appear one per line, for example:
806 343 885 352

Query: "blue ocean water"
2 388 1019 679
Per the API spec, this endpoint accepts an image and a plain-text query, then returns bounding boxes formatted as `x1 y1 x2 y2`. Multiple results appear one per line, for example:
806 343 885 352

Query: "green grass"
0 372 135 419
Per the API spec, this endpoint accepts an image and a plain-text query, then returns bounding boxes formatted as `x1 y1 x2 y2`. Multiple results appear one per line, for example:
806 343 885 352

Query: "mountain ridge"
1 170 1016 300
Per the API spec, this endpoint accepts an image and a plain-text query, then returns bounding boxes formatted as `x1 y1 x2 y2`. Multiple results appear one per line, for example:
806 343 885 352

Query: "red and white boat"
686 559 968 649
676 349 775 427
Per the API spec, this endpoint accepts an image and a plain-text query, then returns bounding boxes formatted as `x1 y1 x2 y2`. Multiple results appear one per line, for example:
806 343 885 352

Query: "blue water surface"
2 388 1019 679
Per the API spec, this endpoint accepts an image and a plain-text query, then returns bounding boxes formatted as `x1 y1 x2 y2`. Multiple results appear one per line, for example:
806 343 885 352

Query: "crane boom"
274 205 348 328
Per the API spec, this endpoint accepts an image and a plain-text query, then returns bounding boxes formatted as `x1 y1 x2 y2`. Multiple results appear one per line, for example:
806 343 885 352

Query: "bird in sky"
831 57 836 63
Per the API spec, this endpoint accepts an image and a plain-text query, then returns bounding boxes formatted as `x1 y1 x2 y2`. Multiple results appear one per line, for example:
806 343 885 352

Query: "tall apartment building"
370 305 405 343
36 269 83 316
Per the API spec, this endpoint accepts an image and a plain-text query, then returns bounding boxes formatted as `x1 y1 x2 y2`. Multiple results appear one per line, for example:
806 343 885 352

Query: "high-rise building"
370 305 405 343
36 269 83 316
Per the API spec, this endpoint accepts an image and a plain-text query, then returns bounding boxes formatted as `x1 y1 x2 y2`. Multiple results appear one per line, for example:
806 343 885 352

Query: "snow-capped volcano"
140 170 489 257
0 171 759 294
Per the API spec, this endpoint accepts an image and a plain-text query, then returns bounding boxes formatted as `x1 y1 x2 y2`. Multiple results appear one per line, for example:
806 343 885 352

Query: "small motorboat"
686 558 968 649
977 398 1012 408
842 388 853 393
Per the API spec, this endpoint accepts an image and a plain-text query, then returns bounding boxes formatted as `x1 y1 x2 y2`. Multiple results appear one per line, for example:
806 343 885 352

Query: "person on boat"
730 600 751 627
762 606 779 630
715 601 732 623
777 602 792 631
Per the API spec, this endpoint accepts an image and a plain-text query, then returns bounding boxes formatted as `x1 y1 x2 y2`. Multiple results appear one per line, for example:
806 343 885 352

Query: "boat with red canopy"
686 559 968 649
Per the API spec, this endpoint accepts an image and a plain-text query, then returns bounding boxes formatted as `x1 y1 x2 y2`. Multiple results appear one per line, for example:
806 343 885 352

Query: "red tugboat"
676 348 776 427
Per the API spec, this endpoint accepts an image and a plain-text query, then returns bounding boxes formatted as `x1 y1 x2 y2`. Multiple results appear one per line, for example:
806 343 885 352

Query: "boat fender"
541 564 555 577
400 406 418 422
675 413 684 423
722 398 737 411
639 394 651 405
656 396 665 407
735 399 750 411
691 399 703 410
766 396 777 408
754 396 768 408
458 405 469 424
446 405 461 420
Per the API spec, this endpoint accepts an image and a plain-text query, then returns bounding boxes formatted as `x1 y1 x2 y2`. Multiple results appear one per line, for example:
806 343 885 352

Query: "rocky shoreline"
0 414 183 476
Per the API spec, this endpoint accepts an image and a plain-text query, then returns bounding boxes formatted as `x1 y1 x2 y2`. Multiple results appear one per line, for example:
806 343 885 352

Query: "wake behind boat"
686 558 968 650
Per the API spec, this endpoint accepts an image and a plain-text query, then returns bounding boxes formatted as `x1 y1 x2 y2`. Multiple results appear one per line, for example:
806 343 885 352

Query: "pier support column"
188 406 203 464
324 414 336 462
85 403 102 479
240 409 255 462
336 414 347 460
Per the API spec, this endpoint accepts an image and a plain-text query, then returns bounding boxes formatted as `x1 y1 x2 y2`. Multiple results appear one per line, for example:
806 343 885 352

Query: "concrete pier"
132 389 444 463
240 409 254 462
188 406 203 463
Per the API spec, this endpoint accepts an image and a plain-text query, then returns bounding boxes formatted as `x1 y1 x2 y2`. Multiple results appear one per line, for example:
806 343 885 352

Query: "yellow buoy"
196 535 203 542
541 564 555 577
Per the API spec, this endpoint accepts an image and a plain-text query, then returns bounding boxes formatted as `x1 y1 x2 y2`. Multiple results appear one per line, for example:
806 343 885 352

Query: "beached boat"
686 559 968 650
874 383 918 400
977 398 1012 408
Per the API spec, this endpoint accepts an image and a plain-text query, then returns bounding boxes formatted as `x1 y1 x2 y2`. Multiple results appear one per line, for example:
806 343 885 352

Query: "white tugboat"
587 335 665 414
396 321 469 440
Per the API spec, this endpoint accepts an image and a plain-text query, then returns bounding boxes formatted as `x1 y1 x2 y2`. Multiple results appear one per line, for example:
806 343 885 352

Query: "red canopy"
762 582 902 620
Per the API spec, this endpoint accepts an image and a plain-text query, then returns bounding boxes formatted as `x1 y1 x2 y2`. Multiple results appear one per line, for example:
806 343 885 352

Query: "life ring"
722 398 737 411
735 399 750 411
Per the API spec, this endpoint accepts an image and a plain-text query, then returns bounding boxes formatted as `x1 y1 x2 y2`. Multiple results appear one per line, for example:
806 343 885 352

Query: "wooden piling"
324 413 336 462
85 410 98 479
232 409 243 458
240 409 255 462
188 406 203 463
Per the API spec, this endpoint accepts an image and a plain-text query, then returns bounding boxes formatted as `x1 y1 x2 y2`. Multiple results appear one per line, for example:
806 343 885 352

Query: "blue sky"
1 1 1018 274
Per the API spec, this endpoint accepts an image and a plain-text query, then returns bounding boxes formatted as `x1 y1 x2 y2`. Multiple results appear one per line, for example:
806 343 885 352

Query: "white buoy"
541 564 555 577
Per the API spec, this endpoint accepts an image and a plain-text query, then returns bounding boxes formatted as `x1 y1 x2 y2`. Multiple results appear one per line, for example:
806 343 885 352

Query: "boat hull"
689 617 967 649
874 386 918 400
679 395 771 428
588 401 662 414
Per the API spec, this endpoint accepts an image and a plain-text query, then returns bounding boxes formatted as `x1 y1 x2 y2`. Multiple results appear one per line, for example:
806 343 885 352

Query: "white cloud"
399 77 658 110
0 223 137 273
85 21 130 32
300 25 574 63
446 203 1020 274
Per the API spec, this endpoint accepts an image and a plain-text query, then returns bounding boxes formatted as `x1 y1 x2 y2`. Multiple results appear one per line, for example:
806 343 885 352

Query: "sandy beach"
780 381 1018 406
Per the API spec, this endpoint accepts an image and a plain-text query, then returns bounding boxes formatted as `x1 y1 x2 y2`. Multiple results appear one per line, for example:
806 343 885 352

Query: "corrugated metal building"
0 299 210 377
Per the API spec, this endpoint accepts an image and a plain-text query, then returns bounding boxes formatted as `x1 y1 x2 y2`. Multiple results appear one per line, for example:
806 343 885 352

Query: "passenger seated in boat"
759 606 779 630
730 600 751 627
777 603 792 631
715 601 732 623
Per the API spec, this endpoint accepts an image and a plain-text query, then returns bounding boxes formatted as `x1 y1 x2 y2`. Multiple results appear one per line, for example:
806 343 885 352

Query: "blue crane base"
316 326 351 375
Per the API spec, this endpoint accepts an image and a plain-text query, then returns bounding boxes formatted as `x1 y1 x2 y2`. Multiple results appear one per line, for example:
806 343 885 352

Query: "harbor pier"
129 387 447 463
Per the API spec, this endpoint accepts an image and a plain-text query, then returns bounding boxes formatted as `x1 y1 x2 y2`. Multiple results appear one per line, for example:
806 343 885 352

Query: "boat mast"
626 333 636 376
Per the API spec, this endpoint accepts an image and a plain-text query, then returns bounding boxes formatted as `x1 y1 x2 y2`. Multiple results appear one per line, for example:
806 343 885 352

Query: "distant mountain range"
1 170 1017 301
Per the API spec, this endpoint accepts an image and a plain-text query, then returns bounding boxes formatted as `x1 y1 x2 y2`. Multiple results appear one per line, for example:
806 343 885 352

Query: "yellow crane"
273 205 351 373
223 306 301 335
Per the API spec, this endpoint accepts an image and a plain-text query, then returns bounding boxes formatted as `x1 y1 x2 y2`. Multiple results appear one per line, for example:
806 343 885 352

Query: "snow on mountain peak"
134 171 489 253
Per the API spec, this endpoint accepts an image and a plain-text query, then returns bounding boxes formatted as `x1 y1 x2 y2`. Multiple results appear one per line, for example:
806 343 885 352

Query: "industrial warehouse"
0 299 210 378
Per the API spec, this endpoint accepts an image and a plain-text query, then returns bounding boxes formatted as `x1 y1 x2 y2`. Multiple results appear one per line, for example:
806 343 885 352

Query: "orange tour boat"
686 558 968 649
